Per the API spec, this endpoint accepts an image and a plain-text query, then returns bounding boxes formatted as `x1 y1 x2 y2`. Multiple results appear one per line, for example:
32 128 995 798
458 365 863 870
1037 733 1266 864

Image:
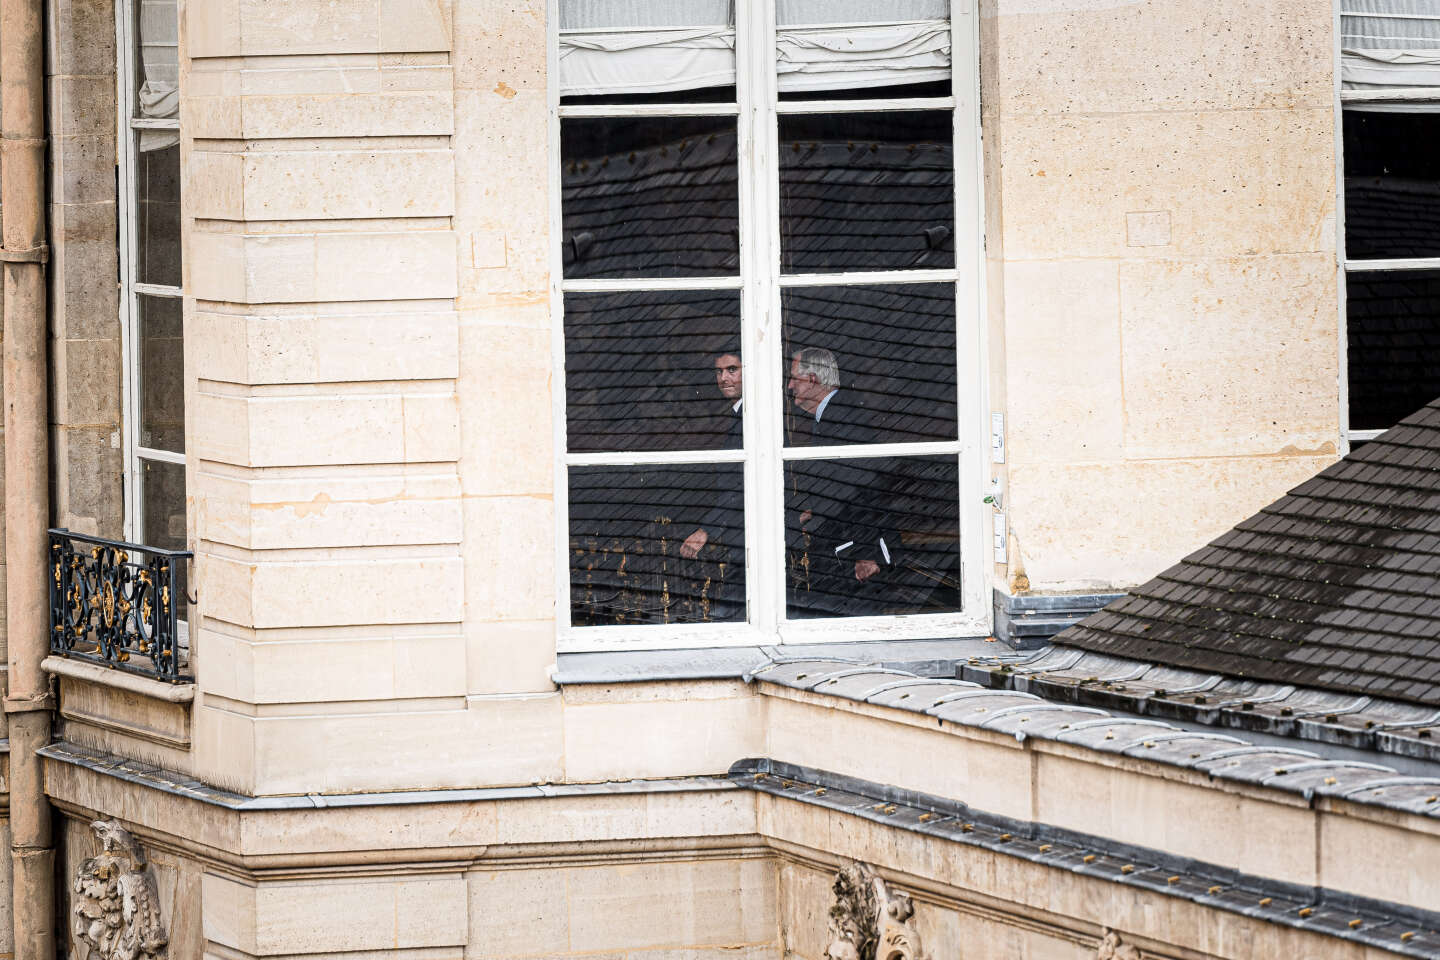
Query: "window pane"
1344 111 1440 261
570 464 744 626
135 0 178 120
565 290 742 453
777 3 950 100
562 117 739 279
141 457 188 626
785 454 959 619
139 294 185 453
559 1 735 105
780 111 953 272
1346 269 1440 430
783 283 956 446
137 142 181 287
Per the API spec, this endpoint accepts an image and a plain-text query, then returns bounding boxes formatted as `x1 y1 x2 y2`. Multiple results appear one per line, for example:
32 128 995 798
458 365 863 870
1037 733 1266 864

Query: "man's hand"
855 559 880 581
799 510 813 527
680 528 709 559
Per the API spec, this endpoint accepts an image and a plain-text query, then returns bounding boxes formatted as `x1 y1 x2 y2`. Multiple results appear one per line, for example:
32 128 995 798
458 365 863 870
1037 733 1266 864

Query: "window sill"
551 636 1022 685
42 655 195 704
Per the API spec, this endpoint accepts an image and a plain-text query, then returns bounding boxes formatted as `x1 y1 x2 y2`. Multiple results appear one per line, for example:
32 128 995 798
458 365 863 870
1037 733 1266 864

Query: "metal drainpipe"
0 0 56 951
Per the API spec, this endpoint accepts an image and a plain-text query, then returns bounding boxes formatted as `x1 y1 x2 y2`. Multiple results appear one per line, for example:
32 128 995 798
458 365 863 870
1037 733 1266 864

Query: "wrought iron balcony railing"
48 528 192 682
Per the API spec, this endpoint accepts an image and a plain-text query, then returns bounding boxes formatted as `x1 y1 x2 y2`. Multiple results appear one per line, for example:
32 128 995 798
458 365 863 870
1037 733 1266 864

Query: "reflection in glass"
1344 112 1440 261
562 118 739 279
785 455 959 619
137 143 181 287
142 457 187 626
780 111 953 272
565 290 743 453
558 0 735 105
570 464 744 626
783 284 956 446
139 294 185 454
1346 269 1440 430
777 0 950 99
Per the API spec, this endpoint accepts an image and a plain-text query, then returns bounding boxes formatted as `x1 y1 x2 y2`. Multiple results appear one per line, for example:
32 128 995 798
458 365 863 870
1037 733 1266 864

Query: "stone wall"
984 0 1341 592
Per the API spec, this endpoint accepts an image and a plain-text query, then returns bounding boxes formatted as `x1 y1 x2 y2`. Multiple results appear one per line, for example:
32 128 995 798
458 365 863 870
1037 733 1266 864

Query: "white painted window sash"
116 0 185 545
549 0 990 651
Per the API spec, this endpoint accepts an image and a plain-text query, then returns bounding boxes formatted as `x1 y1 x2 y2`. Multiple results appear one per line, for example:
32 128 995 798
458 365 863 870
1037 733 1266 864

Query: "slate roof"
1057 399 1440 706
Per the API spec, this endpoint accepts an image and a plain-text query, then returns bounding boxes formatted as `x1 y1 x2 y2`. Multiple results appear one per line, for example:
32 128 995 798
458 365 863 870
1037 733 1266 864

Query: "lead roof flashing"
745 657 1440 819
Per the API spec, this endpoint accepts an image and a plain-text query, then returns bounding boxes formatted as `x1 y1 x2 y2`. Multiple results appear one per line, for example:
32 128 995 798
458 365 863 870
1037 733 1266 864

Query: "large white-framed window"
117 0 186 557
1338 3 1440 447
550 0 988 651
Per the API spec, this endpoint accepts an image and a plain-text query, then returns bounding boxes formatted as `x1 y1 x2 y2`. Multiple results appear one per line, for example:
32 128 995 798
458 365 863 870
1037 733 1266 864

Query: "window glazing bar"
559 103 740 118
775 97 956 114
561 276 743 293
129 117 180 129
1344 258 1440 272
136 446 186 465
779 440 963 462
133 282 183 297
778 269 959 287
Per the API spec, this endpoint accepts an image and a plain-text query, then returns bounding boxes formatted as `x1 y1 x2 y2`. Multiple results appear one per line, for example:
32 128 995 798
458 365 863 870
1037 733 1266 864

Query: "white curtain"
558 0 951 98
1342 0 1440 100
138 0 179 151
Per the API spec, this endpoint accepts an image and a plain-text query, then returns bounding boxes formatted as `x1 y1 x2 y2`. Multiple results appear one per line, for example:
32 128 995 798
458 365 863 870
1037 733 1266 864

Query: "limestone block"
201 871 466 954
52 427 125 537
189 0 449 57
247 692 562 793
200 627 466 704
189 89 453 140
195 308 459 385
1035 752 1317 888
563 694 764 782
202 553 463 629
53 135 116 205
48 75 115 138
1007 454 1336 591
1003 260 1123 463
405 392 462 462
566 858 776 952
189 230 458 304
463 495 555 621
58 674 192 750
468 867 569 956
1319 812 1440 913
999 108 1334 262
458 322 554 497
465 619 556 695
378 0 452 53
190 148 455 221
58 337 122 425
1119 255 1339 458
48 0 117 75
197 468 462 550
453 0 544 92
992 0 1332 115
191 700 258 794
51 203 121 340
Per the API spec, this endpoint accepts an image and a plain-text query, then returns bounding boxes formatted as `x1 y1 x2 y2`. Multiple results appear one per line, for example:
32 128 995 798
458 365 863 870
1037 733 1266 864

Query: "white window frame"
548 0 990 652
1334 7 1440 450
115 0 185 545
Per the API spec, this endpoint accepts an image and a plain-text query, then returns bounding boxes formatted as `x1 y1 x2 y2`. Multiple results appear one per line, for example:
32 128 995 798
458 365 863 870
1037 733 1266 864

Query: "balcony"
48 528 192 683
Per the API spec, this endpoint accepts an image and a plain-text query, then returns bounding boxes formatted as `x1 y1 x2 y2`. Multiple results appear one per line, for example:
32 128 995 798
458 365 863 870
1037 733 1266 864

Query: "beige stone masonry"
183 0 472 796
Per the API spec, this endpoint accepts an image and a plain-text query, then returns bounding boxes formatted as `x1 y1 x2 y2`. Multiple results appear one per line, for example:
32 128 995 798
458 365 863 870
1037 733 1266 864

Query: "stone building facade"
0 0 1433 957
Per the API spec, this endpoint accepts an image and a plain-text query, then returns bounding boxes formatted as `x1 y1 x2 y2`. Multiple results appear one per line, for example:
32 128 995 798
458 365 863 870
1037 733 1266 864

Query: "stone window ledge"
42 655 194 704
552 637 1023 686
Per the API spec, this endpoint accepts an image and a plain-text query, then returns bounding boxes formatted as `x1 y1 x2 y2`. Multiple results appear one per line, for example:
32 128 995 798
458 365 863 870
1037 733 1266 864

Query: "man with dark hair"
681 346 744 561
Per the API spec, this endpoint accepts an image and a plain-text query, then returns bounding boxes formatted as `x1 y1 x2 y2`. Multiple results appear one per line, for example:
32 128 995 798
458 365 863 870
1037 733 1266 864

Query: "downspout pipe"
0 0 55 951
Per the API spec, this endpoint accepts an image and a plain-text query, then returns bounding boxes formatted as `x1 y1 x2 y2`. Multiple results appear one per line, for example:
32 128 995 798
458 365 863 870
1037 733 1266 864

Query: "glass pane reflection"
139 294 185 454
565 290 743 453
786 455 959 619
780 111 953 272
141 457 187 626
570 464 744 626
1344 112 1440 261
137 142 182 287
783 283 957 446
1346 269 1440 431
562 117 739 279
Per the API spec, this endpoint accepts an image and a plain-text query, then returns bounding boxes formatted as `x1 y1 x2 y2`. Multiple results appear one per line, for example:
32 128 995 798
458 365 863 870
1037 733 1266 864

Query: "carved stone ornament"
1096 928 1143 960
72 819 168 960
825 861 926 960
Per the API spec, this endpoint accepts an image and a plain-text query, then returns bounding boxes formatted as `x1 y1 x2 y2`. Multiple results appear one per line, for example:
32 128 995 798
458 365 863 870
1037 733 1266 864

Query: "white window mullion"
737 0 783 641
117 0 143 544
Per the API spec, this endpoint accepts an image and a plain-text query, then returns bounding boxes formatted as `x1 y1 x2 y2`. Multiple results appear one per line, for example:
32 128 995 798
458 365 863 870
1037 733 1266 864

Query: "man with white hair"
786 346 895 615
